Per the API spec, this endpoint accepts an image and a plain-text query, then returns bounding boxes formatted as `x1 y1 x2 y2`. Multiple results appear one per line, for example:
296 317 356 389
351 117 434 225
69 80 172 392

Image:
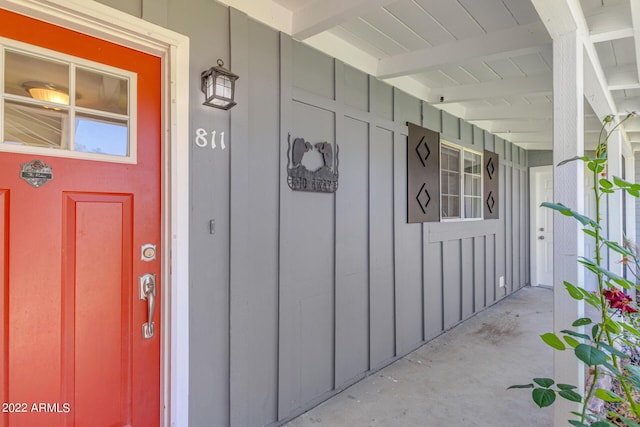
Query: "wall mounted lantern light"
201 59 239 110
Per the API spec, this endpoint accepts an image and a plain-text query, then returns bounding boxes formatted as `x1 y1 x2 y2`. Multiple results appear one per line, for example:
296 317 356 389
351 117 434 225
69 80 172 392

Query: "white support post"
607 130 624 277
625 153 636 301
552 30 585 426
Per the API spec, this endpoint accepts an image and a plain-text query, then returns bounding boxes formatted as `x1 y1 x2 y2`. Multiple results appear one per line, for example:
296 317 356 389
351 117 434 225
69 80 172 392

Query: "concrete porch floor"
284 286 554 427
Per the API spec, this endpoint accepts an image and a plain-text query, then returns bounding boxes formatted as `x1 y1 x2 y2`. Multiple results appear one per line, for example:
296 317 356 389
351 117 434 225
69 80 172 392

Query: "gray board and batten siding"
96 1 531 426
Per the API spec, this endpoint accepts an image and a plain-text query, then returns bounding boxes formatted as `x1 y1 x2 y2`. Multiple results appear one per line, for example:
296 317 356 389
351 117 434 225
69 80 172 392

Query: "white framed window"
441 141 483 220
0 38 137 163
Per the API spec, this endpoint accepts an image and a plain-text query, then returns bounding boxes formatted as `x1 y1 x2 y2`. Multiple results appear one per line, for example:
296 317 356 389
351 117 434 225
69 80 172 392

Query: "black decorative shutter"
483 150 499 219
407 122 440 223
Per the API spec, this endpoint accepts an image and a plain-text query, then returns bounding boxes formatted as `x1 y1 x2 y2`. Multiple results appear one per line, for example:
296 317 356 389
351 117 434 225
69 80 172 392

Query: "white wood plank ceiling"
220 0 640 151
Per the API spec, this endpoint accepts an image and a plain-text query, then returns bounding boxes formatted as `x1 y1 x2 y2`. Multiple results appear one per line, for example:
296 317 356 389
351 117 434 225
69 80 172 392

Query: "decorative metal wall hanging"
286 134 339 193
20 159 53 188
483 150 499 219
407 122 440 223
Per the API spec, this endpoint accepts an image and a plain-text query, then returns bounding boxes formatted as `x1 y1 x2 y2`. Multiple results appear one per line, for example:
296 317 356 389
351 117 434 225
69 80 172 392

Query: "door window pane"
75 114 128 156
76 68 128 115
4 100 68 148
4 50 69 105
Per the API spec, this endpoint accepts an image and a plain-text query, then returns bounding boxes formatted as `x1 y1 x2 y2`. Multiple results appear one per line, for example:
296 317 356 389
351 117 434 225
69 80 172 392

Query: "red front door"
0 9 161 427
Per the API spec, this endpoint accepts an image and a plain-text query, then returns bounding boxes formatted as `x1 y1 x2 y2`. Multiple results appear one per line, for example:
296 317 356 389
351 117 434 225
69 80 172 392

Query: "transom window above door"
1 39 137 163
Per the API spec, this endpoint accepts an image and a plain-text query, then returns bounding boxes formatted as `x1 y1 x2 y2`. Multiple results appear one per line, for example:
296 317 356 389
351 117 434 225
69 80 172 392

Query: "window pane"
464 151 481 174
464 175 481 196
75 114 128 156
442 195 461 218
449 172 460 195
442 146 459 171
3 100 68 148
464 197 482 219
442 196 451 218
4 50 70 105
76 68 128 115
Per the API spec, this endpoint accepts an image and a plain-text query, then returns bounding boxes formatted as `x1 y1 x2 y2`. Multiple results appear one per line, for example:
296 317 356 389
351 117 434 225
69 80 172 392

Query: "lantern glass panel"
216 75 232 99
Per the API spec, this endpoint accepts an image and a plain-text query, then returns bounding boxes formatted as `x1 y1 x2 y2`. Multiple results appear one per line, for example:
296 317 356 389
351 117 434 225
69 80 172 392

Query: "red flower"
603 288 638 314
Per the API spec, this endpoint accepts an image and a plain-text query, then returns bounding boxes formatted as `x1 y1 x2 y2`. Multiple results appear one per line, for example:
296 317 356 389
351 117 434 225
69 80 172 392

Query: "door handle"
139 273 156 339
538 236 545 240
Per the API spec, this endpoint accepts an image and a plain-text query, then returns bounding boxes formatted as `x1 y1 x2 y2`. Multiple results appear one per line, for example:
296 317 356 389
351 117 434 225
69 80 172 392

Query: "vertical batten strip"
332 58 344 392
276 31 293 422
391 88 397 359
367 75 373 373
228 8 251 427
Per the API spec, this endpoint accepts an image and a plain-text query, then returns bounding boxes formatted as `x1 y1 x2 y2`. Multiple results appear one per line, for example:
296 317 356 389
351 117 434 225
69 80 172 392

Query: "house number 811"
195 128 226 150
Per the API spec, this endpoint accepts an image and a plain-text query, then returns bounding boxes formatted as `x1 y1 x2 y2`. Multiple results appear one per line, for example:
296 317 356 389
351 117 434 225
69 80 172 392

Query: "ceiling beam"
532 0 617 121
430 74 551 104
303 31 379 76
473 117 602 134
214 0 292 34
590 27 634 43
375 21 550 79
516 142 553 150
497 131 600 143
472 119 553 133
584 2 633 43
631 0 640 85
494 131 551 142
292 0 397 40
464 104 552 120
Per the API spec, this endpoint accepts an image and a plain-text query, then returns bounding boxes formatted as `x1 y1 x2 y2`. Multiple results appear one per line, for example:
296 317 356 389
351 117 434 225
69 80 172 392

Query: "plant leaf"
558 156 589 166
564 336 580 348
619 417 640 427
600 178 613 189
620 322 640 336
603 318 621 334
540 203 599 228
592 324 601 340
572 318 592 327
568 421 589 427
558 390 582 403
532 388 556 408
564 281 584 300
541 333 566 350
602 362 621 377
533 378 555 388
597 342 628 359
560 329 591 341
575 344 607 366
595 388 623 402
603 240 635 258
507 384 534 389
626 365 640 377
557 384 577 390
614 176 633 188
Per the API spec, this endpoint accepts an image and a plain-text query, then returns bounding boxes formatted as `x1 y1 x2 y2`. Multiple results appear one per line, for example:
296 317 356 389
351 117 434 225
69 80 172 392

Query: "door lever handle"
139 273 156 339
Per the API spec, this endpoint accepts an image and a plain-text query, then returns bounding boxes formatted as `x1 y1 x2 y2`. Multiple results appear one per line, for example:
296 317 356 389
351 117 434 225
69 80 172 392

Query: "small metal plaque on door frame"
20 159 53 188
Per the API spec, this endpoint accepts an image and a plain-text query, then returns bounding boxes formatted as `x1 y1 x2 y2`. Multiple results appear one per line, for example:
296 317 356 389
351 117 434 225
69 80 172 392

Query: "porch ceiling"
221 0 640 151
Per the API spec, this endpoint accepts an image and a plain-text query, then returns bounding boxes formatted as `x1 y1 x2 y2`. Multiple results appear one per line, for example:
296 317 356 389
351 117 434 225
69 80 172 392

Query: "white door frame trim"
0 1 190 426
529 165 553 287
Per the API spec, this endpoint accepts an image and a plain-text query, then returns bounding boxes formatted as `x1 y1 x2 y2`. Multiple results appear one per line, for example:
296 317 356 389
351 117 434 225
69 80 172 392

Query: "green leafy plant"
510 112 640 426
